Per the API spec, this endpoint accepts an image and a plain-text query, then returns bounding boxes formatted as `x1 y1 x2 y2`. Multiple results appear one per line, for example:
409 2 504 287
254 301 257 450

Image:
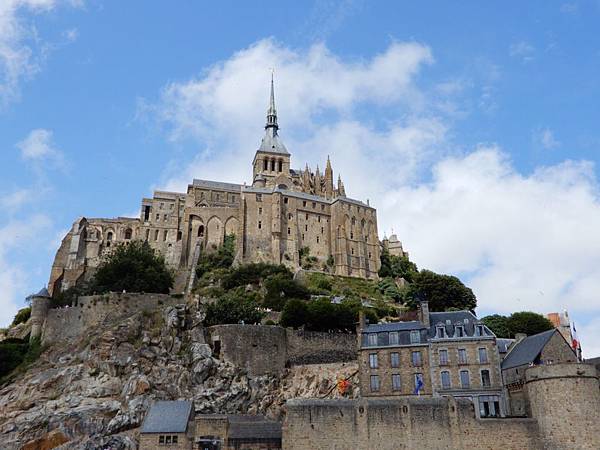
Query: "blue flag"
414 375 424 395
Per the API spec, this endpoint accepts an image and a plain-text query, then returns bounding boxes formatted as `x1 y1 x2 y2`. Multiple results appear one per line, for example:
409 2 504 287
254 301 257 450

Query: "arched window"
278 160 283 172
106 231 113 247
263 159 268 170
198 225 205 237
271 159 275 171
124 228 132 240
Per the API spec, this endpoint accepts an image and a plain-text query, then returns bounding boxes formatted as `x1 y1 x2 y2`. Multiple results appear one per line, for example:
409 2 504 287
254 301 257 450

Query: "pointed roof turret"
258 72 289 155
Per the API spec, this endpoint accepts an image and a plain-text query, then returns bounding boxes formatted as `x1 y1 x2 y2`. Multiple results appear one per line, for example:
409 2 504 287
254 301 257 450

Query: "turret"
337 175 346 197
27 287 51 342
324 156 334 198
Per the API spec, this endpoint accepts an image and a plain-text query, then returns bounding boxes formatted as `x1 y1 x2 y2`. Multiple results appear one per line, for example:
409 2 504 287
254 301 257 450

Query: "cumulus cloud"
0 0 80 106
16 128 66 171
146 39 600 357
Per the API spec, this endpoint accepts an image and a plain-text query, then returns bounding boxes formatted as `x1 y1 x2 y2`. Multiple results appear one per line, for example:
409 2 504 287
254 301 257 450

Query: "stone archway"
206 216 223 250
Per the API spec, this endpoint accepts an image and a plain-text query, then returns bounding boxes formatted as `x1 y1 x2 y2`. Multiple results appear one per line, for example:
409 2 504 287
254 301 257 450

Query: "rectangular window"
392 374 401 391
460 370 470 388
169 203 174 209
367 333 377 346
163 230 168 241
154 230 159 241
439 349 449 366
305 224 308 231
165 435 172 444
389 331 399 345
458 349 468 364
410 330 420 344
481 369 491 387
441 371 451 389
370 375 380 392
479 395 500 418
163 214 168 221
303 201 307 207
321 226 324 234
390 352 400 368
172 435 178 444
305 213 309 220
259 207 263 214
321 204 325 210
479 348 488 364
455 326 465 337
369 353 378 368
411 351 422 367
476 324 485 336
159 436 165 444
287 227 291 235
156 213 160 221
318 216 321 222
258 221 262 229
312 202 316 208
256 194 262 202
284 197 288 204
436 326 445 338
316 237 319 243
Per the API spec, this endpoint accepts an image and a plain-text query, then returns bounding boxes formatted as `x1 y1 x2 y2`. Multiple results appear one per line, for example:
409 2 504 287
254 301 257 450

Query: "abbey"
48 78 382 295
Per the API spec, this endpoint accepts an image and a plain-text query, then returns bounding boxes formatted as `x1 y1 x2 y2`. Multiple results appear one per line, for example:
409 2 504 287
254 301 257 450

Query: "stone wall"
208 325 357 376
283 397 542 450
42 293 181 345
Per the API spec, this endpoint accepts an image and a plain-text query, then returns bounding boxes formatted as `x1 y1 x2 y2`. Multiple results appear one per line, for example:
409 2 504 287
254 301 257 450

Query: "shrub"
203 290 265 326
11 307 31 326
91 240 173 294
221 263 290 290
379 248 418 281
264 319 276 326
280 299 310 329
263 274 310 311
0 337 41 381
196 234 236 278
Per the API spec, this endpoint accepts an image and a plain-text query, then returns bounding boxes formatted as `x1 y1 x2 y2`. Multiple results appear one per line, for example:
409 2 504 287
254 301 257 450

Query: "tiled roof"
501 329 559 370
141 401 192 433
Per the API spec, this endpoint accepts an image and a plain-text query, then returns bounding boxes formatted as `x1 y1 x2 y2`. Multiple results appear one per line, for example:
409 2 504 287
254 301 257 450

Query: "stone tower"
28 287 51 342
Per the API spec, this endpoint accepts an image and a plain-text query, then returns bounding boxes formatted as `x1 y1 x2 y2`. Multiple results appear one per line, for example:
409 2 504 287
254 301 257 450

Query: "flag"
414 375 424 395
571 322 580 355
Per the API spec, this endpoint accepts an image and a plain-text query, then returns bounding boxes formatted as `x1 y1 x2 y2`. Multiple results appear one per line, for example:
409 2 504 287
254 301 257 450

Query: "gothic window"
124 229 132 240
271 160 275 171
278 160 283 172
198 225 205 237
369 353 378 368
106 231 113 247
392 374 401 391
145 229 150 241
163 230 168 241
154 230 159 241
263 159 268 170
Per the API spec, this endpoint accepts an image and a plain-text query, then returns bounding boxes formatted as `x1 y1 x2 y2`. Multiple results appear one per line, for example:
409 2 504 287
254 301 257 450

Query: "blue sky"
1 1 600 355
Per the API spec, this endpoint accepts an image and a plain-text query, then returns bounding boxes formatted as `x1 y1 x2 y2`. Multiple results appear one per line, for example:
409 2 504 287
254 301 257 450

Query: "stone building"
140 401 195 449
501 328 577 416
195 414 282 450
47 77 381 296
357 302 504 417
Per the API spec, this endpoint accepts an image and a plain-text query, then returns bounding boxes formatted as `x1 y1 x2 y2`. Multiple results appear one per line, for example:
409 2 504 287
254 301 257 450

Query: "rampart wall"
208 325 357 376
42 293 180 345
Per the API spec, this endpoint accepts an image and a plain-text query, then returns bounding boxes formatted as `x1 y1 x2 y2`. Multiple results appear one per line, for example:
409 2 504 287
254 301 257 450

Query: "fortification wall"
42 293 179 345
525 363 600 450
283 397 542 450
208 325 357 376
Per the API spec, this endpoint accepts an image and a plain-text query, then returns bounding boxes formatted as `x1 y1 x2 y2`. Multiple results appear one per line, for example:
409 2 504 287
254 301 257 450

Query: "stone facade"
209 324 357 376
358 303 504 417
139 432 192 450
47 80 381 296
195 414 282 450
283 362 600 450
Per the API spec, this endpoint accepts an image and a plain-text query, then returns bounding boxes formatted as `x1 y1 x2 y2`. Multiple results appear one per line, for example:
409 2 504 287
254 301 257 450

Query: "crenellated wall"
41 293 181 345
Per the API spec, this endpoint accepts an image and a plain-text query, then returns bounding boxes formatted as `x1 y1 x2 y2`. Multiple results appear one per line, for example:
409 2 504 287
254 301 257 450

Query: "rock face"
0 304 358 449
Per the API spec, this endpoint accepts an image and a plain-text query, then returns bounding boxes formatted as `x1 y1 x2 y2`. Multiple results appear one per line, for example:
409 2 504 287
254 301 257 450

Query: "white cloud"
509 41 535 62
0 188 33 211
0 0 79 106
534 127 560 150
16 128 66 170
147 40 600 358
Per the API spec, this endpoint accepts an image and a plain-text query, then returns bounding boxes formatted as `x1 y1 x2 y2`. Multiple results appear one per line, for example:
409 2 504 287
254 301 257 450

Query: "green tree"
378 248 418 282
11 307 31 326
403 269 477 312
91 240 173 294
203 290 265 326
263 274 310 311
280 299 310 329
481 314 511 338
507 312 554 337
196 234 236 278
221 263 290 290
377 278 403 303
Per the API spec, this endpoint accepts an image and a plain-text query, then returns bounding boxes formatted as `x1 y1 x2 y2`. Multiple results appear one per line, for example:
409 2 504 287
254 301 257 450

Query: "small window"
441 371 451 389
439 349 449 365
476 324 485 336
302 233 305 240
198 225 205 237
312 202 316 209
390 352 400 368
305 213 308 220
411 351 422 367
259 207 262 215
145 229 150 241
389 331 399 345
278 160 283 172
284 197 289 204
163 214 168 221
316 237 319 243
263 159 268 170
351 248 354 255
460 370 470 388
287 227 291 235
271 160 275 171
258 221 262 229
159 435 165 444
368 252 372 258
154 230 159 241
481 369 491 387
159 202 164 209
367 333 377 346
305 224 308 231
458 348 468 364
165 435 172 444
479 348 488 364
370 375 380 392
124 229 132 240
321 204 325 211
170 203 174 209
256 194 262 202
321 227 324 234
392 374 401 391
318 216 321 223
436 326 446 338
163 230 168 241
156 213 160 221
350 232 354 239
369 353 378 368
303 201 307 207
288 213 293 219
410 330 420 344
177 231 182 241
455 326 465 337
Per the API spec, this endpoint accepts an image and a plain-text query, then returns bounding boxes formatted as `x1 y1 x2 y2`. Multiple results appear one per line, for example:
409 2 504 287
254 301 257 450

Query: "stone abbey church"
48 79 384 295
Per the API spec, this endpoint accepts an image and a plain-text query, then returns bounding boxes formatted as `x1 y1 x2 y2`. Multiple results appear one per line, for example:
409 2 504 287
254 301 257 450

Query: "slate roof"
26 287 50 301
228 420 282 441
363 321 425 333
501 329 557 370
428 310 494 339
192 179 243 192
258 130 289 154
497 338 515 355
141 401 192 433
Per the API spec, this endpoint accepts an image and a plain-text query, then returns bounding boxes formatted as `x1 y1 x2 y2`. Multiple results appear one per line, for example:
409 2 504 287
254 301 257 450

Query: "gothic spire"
265 71 278 134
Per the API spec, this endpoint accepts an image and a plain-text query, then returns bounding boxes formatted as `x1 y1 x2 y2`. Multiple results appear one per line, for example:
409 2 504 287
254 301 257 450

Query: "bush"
196 234 236 278
203 290 265 326
403 270 476 312
280 299 310 329
91 240 173 294
221 263 290 290
11 307 31 326
263 274 310 311
51 282 93 308
0 337 41 381
377 278 403 303
481 312 554 338
379 248 418 282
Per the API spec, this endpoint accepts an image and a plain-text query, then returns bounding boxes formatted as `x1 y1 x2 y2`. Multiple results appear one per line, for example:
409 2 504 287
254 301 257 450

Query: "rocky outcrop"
0 304 358 449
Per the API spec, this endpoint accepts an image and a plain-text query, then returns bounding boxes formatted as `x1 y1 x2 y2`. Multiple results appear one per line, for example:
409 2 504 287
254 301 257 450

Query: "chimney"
418 301 430 328
358 310 368 332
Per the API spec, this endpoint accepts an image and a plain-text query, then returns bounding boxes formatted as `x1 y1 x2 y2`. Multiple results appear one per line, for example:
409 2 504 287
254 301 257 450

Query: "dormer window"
436 325 446 338
389 331 399 345
455 325 465 338
367 333 378 346
476 324 485 336
410 330 420 344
